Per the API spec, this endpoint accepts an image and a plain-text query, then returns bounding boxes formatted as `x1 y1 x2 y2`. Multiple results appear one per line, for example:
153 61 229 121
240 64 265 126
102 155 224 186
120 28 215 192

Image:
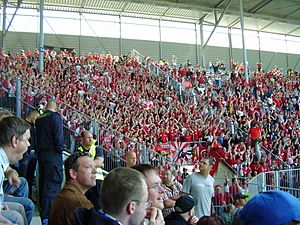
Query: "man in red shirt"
248 122 263 161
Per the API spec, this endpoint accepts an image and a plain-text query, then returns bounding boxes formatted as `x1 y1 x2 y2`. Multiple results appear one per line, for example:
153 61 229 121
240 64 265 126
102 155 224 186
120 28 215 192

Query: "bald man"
126 151 137 167
36 100 64 225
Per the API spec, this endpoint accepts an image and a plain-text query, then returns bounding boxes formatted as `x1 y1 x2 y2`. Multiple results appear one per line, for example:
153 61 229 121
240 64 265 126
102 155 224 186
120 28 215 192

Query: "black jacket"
165 212 191 225
75 208 120 225
36 110 64 155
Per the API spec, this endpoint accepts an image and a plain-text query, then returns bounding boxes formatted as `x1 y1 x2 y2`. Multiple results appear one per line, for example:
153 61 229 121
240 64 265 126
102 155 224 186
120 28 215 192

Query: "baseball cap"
174 194 197 214
239 190 300 225
234 193 247 200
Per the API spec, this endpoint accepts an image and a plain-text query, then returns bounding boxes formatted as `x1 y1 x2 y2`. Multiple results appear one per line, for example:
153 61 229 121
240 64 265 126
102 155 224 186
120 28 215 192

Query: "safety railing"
130 49 197 104
248 168 300 199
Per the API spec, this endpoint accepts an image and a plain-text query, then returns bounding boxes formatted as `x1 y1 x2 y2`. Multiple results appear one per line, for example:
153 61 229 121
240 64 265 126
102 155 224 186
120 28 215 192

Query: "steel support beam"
203 0 232 49
159 19 162 59
249 0 273 14
195 23 199 65
38 0 45 72
4 0 23 36
228 27 233 69
200 19 205 67
1 0 7 51
240 0 248 82
287 27 300 35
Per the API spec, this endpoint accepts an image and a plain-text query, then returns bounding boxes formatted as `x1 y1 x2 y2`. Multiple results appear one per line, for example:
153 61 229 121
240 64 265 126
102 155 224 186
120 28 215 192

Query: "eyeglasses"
132 200 152 208
69 151 91 168
148 183 164 192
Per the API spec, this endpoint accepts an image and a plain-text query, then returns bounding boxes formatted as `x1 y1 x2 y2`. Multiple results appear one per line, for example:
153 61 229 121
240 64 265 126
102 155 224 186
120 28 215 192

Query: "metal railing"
130 49 197 104
248 168 300 199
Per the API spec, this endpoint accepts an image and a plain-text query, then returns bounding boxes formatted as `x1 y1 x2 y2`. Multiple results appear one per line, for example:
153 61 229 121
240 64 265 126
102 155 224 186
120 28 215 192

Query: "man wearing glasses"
48 152 96 225
75 167 164 225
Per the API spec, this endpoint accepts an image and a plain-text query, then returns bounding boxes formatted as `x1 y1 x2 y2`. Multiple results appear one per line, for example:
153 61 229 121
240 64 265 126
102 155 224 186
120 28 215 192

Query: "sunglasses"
69 151 91 169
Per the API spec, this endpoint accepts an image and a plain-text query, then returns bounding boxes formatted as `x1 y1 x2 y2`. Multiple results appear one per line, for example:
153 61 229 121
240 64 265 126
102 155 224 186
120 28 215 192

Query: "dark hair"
100 167 146 215
131 164 158 176
0 116 30 146
64 152 91 181
197 216 224 225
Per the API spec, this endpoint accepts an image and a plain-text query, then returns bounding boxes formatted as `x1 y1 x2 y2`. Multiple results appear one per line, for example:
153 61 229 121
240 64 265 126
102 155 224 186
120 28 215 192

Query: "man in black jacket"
165 194 198 225
36 100 64 225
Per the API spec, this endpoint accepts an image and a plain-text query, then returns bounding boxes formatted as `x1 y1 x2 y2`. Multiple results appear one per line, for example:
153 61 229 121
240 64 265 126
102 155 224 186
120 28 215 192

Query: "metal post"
239 0 249 83
38 0 45 72
200 20 205 67
79 12 82 55
285 35 289 69
1 0 7 52
258 31 262 66
195 23 199 65
15 77 21 117
119 16 122 56
228 27 233 69
159 19 162 60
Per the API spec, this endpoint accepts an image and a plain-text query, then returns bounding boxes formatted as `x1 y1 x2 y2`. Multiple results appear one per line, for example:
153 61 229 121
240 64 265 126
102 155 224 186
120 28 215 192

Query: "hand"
6 169 20 188
2 204 9 211
148 207 165 225
188 215 199 225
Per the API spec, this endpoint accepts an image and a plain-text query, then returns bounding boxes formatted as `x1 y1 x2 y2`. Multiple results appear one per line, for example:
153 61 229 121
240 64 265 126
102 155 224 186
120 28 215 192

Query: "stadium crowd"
0 48 299 180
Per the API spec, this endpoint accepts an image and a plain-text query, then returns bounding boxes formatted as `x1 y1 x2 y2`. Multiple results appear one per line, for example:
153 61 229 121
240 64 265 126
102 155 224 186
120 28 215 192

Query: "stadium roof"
4 0 300 36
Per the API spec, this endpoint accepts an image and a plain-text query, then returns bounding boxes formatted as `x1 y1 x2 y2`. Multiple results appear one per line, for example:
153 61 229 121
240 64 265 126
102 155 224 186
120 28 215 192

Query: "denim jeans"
3 177 29 198
3 177 34 224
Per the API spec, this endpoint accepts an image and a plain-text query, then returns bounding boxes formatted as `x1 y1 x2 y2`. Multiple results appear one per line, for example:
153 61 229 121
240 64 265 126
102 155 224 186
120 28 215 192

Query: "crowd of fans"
0 48 299 181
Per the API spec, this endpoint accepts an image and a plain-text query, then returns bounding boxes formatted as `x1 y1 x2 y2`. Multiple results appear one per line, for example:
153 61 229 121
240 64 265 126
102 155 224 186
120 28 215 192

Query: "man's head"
234 193 247 207
64 152 96 193
198 156 214 176
126 151 137 167
100 167 148 225
131 164 165 209
46 99 57 112
27 110 40 124
0 116 30 164
81 130 93 148
174 194 196 220
163 169 173 184
239 190 300 225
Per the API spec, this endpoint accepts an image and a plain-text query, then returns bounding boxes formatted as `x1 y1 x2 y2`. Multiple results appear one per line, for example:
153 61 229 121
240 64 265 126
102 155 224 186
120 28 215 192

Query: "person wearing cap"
182 156 215 219
231 193 247 225
239 190 300 225
164 194 198 225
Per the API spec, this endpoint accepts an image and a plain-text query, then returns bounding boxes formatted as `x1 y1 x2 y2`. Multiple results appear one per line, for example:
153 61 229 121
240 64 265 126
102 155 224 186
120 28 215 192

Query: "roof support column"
239 0 248 83
228 27 233 70
285 35 289 69
195 23 199 65
159 19 162 60
38 0 45 72
258 31 262 65
1 0 7 52
119 15 122 56
200 19 205 67
79 12 82 55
